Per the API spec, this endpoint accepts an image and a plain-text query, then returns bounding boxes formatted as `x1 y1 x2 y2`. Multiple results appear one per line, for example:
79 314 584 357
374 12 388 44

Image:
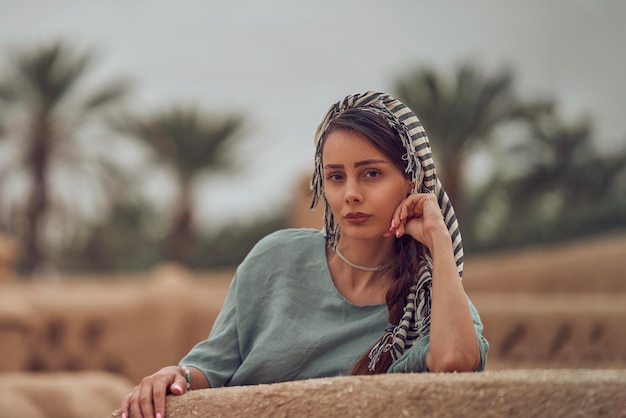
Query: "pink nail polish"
389 219 395 230
157 413 162 418
122 414 126 418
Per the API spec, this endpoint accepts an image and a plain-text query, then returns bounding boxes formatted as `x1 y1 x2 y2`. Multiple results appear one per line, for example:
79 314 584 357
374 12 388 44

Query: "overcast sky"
1 0 624 229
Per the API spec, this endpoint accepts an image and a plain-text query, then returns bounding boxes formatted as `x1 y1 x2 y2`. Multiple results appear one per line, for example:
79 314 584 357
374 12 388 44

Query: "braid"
351 236 420 375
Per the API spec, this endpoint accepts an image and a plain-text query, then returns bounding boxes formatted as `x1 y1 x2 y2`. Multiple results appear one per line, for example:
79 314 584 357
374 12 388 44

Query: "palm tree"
119 105 246 265
498 110 626 245
0 40 130 277
58 198 165 273
393 63 544 221
509 111 593 200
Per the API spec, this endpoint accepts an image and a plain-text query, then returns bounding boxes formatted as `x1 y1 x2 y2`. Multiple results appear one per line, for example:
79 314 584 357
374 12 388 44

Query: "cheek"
377 183 410 214
385 179 411 201
323 189 342 212
381 193 404 213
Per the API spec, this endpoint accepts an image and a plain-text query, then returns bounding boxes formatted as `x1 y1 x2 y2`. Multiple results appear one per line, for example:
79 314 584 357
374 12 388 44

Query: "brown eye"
364 169 381 179
325 173 344 182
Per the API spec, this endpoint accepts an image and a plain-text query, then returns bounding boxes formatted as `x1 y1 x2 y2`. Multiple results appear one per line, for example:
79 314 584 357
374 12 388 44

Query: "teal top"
180 228 488 387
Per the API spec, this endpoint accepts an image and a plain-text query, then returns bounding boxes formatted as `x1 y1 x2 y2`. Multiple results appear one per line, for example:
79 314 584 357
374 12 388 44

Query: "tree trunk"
20 118 51 277
166 187 193 265
438 155 465 225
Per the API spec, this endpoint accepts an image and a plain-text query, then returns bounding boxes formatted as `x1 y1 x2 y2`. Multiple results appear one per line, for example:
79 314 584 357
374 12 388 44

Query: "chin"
340 225 385 240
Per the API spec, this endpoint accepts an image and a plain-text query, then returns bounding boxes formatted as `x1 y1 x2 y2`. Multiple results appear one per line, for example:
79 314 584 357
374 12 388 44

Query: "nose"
344 179 362 204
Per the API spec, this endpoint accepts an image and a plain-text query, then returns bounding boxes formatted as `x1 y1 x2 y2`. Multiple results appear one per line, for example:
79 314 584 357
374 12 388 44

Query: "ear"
407 181 416 195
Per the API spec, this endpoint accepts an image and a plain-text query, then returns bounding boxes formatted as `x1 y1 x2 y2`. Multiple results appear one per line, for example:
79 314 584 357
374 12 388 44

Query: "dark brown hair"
320 108 421 374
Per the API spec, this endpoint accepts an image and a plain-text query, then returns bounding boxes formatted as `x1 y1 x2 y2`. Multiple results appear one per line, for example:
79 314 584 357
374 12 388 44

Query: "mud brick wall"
0 266 229 384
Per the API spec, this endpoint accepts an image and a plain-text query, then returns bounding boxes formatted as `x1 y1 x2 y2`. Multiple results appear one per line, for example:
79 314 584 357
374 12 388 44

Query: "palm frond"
82 79 130 111
13 40 93 110
121 105 246 182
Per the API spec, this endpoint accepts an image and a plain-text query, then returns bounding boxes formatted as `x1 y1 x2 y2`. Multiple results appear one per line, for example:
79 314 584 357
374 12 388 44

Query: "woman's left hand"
384 193 449 251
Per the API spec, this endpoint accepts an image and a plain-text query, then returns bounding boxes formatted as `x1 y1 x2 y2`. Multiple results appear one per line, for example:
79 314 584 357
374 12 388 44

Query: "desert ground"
1 231 625 417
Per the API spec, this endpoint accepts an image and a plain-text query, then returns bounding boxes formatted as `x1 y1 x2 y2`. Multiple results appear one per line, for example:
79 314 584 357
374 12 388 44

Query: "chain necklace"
335 248 391 272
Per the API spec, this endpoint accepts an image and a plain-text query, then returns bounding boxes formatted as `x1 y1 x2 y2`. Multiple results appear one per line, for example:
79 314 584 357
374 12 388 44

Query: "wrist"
425 227 452 255
181 365 191 390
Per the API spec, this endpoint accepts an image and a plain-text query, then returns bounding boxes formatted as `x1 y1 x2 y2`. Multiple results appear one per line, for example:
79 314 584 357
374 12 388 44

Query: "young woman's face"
322 129 412 241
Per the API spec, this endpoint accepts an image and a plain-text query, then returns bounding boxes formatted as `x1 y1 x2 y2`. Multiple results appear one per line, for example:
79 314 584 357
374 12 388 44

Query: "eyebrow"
324 159 388 169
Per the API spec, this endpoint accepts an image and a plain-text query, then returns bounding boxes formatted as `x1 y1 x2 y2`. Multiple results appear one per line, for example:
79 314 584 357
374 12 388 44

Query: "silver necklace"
335 248 391 272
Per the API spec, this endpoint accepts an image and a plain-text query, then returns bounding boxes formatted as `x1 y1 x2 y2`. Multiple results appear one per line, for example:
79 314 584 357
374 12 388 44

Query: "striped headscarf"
310 91 464 371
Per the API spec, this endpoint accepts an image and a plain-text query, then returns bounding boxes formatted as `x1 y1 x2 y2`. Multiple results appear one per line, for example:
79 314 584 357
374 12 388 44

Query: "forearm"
425 231 480 372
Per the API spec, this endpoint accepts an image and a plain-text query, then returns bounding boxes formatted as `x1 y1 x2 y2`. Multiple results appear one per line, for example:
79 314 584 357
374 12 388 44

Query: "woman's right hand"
120 365 188 418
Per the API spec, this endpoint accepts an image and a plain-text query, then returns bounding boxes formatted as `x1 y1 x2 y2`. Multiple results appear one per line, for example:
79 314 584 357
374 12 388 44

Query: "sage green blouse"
180 229 488 387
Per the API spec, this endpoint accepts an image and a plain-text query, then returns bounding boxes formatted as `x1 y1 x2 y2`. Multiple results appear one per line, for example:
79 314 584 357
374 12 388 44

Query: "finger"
392 200 411 238
400 195 421 235
394 210 405 238
153 380 168 418
396 215 407 238
120 392 132 418
169 375 187 395
138 381 156 418
425 195 442 215
400 200 408 222
398 196 429 240
391 193 424 238
385 206 400 237
128 389 143 418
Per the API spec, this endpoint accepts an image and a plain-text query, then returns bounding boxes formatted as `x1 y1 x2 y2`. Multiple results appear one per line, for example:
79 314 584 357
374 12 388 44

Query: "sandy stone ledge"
109 369 626 418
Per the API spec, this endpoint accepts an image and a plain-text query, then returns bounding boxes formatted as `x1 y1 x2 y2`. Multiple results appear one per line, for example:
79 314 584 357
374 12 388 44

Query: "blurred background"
0 0 625 416
1 0 625 276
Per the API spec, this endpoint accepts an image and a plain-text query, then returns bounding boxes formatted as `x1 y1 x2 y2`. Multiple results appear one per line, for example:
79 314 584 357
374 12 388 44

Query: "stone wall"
108 370 626 418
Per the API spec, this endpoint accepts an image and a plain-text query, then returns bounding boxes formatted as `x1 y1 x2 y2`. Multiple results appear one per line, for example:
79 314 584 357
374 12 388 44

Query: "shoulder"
246 228 325 259
235 228 326 280
249 228 325 253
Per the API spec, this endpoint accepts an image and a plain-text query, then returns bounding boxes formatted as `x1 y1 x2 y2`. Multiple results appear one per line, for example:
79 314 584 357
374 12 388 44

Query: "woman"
121 91 488 418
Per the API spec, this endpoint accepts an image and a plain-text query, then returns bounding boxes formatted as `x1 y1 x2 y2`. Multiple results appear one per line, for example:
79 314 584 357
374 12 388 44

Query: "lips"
345 212 371 224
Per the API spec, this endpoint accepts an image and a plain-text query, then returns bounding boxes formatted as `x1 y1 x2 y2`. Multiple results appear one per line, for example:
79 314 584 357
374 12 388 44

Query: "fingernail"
389 219 395 230
121 414 126 418
395 229 400 238
157 413 162 418
174 384 182 392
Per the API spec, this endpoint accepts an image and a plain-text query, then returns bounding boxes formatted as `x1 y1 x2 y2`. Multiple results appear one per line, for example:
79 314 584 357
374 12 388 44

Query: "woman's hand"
385 193 450 251
120 365 188 418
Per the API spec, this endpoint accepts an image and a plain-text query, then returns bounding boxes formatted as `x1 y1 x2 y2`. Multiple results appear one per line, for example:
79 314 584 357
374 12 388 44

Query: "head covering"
310 91 464 371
